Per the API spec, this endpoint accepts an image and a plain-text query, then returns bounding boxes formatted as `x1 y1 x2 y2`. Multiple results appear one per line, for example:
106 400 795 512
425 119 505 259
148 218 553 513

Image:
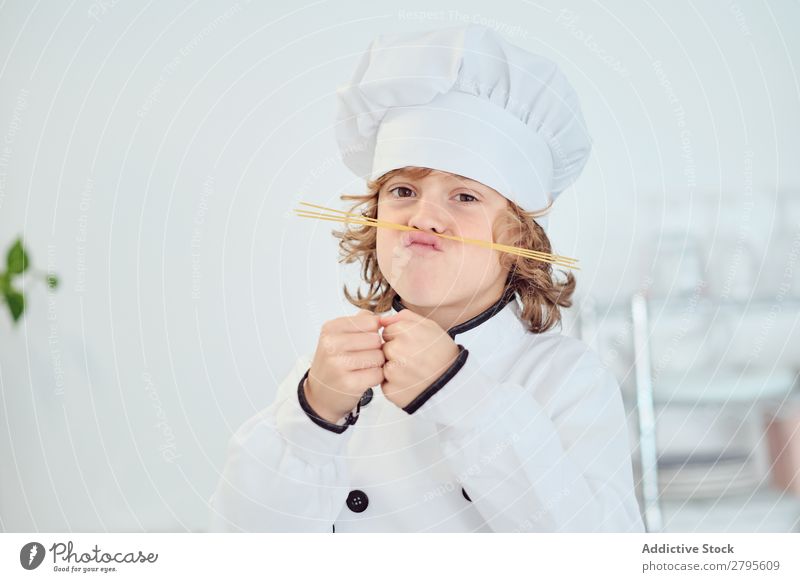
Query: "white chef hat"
334 24 593 230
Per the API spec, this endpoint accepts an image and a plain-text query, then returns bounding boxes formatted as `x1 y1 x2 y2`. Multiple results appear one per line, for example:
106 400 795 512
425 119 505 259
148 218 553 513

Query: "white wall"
0 0 797 531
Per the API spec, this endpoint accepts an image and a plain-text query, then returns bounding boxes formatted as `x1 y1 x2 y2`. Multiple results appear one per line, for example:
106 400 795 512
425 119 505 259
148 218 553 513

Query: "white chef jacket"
208 290 645 532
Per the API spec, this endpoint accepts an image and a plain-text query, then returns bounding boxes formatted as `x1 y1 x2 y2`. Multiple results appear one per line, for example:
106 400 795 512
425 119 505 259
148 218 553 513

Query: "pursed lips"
401 231 443 252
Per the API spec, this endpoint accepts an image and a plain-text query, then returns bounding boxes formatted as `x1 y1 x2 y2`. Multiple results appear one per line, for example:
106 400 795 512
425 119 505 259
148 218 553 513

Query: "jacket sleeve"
207 355 354 532
405 341 645 533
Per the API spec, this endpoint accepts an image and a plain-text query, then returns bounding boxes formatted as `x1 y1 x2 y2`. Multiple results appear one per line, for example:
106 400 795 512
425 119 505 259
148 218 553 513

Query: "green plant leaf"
7 238 29 274
6 288 24 322
0 272 9 294
47 274 59 289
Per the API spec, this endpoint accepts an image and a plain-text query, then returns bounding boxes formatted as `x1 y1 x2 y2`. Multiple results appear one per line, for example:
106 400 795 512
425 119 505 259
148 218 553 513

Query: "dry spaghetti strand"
293 206 580 270
293 201 580 271
296 202 578 265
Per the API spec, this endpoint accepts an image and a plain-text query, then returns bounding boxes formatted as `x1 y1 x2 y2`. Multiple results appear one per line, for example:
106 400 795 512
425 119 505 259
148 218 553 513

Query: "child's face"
375 168 511 312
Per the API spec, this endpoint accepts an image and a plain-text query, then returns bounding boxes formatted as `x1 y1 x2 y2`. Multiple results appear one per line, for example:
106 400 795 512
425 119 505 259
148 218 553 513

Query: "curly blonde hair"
331 166 576 334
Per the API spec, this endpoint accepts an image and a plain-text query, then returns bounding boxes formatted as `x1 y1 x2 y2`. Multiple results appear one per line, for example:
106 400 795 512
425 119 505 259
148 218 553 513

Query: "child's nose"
407 199 448 234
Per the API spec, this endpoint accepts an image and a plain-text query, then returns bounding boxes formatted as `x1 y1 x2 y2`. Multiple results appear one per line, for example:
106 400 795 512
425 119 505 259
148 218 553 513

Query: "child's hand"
378 310 460 410
306 309 385 424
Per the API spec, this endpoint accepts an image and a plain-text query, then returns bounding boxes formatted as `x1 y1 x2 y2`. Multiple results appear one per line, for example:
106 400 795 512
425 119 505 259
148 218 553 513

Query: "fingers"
381 345 408 370
323 309 381 334
381 341 415 365
320 331 383 353
338 348 385 371
379 309 417 325
380 320 413 341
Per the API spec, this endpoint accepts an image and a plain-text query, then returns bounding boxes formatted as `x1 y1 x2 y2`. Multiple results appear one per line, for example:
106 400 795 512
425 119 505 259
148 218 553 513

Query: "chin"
392 281 455 308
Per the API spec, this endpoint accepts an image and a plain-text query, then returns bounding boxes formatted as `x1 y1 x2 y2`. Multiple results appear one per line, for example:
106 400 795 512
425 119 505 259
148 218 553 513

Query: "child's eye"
388 186 415 198
385 187 478 203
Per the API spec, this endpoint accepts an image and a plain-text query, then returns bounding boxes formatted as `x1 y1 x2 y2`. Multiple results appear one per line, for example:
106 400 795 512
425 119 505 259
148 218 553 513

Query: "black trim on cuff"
297 368 360 434
402 344 469 415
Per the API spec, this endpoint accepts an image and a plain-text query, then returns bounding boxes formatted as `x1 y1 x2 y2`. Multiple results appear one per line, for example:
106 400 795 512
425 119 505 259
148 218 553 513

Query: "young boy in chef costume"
209 24 645 533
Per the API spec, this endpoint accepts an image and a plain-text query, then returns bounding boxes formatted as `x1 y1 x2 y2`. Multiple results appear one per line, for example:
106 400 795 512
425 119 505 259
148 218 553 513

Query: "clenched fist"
377 309 461 410
305 309 385 423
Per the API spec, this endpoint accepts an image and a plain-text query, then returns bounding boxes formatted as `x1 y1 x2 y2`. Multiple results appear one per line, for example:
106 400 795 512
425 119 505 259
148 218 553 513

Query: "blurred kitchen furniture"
579 292 800 533
629 293 661 532
764 400 800 495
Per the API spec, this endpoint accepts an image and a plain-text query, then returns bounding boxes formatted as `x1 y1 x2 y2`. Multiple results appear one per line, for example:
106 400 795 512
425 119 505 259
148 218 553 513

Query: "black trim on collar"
391 285 517 340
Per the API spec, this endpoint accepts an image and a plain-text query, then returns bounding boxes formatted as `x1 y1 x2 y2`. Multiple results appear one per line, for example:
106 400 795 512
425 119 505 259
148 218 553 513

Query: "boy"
208 24 645 533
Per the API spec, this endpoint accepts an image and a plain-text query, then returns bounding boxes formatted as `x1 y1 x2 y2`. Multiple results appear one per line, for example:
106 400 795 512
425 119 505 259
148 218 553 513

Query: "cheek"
375 205 406 250
449 224 504 275
375 225 407 279
452 245 501 276
375 224 398 255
